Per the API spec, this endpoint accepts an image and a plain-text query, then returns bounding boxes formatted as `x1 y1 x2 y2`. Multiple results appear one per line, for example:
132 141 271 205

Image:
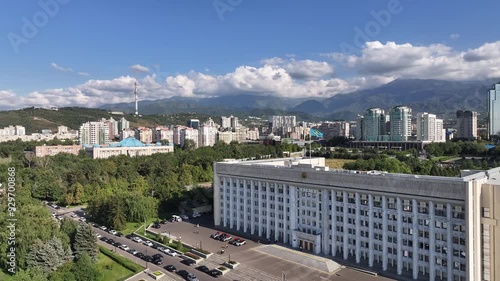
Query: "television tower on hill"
134 81 139 116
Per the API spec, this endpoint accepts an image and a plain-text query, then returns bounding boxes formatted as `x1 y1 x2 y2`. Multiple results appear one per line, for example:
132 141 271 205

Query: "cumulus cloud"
449 33 460 40
51 62 73 73
261 58 335 80
326 40 500 80
3 41 500 109
130 64 150 73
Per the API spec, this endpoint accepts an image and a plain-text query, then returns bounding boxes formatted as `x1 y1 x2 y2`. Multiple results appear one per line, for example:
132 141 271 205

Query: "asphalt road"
47 204 230 281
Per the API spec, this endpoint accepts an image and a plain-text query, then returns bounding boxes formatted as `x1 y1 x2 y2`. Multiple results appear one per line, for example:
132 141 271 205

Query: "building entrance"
299 239 314 251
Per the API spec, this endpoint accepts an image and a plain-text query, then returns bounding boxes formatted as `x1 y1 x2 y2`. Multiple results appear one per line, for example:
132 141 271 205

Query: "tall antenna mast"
134 81 139 116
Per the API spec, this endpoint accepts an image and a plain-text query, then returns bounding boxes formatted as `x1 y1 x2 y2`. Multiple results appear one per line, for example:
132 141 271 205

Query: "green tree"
12 267 48 281
73 224 98 261
60 218 79 249
73 253 101 281
176 240 184 252
26 238 73 275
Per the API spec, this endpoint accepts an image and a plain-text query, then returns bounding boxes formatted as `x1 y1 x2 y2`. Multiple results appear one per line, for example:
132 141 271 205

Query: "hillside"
0 107 212 134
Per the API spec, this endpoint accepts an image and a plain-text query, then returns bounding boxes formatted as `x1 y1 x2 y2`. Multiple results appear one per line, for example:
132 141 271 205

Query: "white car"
108 230 117 235
118 244 130 251
95 233 102 238
143 240 153 247
71 213 78 218
164 249 178 257
191 212 201 218
79 217 86 222
180 214 189 220
99 226 107 231
131 237 143 243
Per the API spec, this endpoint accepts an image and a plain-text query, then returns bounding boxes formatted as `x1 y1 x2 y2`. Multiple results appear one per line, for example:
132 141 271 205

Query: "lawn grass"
325 158 356 169
120 217 157 235
0 271 13 281
97 252 135 281
431 156 459 162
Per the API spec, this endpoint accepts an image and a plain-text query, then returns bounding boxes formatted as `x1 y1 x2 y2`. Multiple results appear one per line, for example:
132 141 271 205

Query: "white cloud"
3 41 500 110
130 64 150 73
78 72 90 76
51 62 73 73
326 40 500 80
449 33 460 40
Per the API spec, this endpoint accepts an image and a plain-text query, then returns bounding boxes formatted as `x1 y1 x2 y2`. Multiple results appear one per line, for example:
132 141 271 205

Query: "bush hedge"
99 246 143 273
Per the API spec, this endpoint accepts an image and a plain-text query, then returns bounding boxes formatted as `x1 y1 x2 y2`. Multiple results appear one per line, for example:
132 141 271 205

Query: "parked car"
108 230 117 235
170 215 182 222
70 213 78 218
79 217 86 222
127 249 138 255
160 220 168 224
152 257 163 265
112 241 121 247
152 223 161 229
191 212 201 218
186 273 199 281
176 270 189 278
180 259 196 266
116 232 124 237
152 253 163 259
210 232 222 239
195 265 209 273
125 234 133 239
180 214 189 220
132 236 143 243
106 239 115 245
164 249 178 256
143 240 154 247
220 235 232 242
118 244 129 251
142 255 153 262
100 237 109 242
164 264 177 272
135 252 145 259
95 233 102 238
207 269 222 277
99 226 107 231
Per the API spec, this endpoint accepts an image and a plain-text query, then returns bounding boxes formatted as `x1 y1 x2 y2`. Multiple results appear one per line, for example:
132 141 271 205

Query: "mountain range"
100 79 497 120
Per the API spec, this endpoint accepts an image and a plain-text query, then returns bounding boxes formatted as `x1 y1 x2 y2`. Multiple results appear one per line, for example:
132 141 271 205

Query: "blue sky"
1 0 500 108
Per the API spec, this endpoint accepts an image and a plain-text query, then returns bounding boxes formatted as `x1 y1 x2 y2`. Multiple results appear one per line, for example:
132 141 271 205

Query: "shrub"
99 246 143 273
185 252 201 260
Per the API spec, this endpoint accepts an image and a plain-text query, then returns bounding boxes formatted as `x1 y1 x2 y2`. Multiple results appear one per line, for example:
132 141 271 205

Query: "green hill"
0 107 212 134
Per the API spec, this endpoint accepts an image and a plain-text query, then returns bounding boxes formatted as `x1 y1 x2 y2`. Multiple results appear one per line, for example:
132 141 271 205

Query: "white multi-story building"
199 118 218 147
118 117 130 132
390 106 412 141
135 127 153 144
79 121 110 145
221 115 239 130
173 126 186 146
488 82 500 137
0 125 26 137
152 126 174 144
214 157 500 281
456 111 478 140
57 125 68 135
318 121 350 139
416 113 446 143
269 116 296 134
120 128 135 140
85 137 174 159
180 127 199 148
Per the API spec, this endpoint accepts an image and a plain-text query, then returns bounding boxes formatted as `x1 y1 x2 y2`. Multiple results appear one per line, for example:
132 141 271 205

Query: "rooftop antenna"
134 81 139 116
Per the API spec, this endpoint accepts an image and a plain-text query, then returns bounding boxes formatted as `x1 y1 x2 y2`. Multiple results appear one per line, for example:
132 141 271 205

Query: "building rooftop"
118 137 145 147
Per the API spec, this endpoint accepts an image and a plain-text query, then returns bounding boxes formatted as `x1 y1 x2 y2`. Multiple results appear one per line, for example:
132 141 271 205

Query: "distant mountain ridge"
100 79 497 120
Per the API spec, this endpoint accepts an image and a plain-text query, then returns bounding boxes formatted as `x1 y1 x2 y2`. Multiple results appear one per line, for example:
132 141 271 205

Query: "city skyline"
1 1 500 110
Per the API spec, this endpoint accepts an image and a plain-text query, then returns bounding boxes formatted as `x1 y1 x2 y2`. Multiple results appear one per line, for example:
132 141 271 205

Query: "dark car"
112 241 121 247
177 270 189 278
135 252 145 259
152 258 163 265
116 232 124 237
152 253 163 259
195 265 209 273
164 264 177 272
125 234 133 239
142 255 153 262
100 237 109 242
180 259 196 266
160 220 168 224
152 223 161 229
207 269 222 277
106 239 115 245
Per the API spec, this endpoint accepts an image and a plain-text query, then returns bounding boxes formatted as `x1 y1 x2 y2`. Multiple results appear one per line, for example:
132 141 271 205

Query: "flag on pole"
310 128 324 139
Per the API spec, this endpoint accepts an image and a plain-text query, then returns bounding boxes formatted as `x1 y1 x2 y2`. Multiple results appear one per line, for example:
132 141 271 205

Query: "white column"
229 178 234 228
266 182 271 240
412 199 419 279
355 193 361 263
343 191 349 260
322 190 328 254
331 190 337 257
446 203 453 279
290 186 298 248
283 186 288 244
250 180 255 235
368 194 374 267
222 177 227 228
243 179 248 232
429 202 436 281
258 181 263 236
236 180 241 231
397 198 403 275
382 196 388 271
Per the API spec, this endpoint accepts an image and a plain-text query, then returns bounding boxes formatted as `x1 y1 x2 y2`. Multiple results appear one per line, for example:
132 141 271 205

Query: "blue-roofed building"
85 136 173 159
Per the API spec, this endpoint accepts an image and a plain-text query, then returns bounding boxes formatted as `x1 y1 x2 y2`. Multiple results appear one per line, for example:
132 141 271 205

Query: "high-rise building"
488 82 500 137
355 116 364 140
198 118 218 147
118 117 130 132
152 126 174 144
173 126 187 146
269 116 296 134
180 127 199 148
456 111 478 140
362 108 388 141
57 125 68 134
0 125 26 137
318 122 350 139
221 116 239 130
187 119 200 129
389 106 412 141
135 127 153 144
416 113 445 142
79 121 110 145
214 157 500 281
